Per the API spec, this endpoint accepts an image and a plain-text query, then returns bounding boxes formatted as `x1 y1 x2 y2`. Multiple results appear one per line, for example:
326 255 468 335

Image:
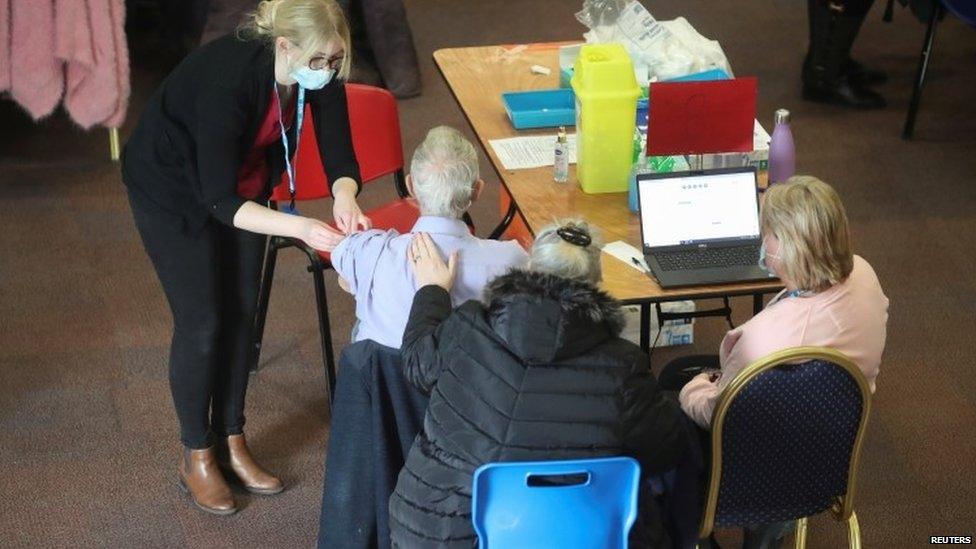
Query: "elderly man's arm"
330 229 390 296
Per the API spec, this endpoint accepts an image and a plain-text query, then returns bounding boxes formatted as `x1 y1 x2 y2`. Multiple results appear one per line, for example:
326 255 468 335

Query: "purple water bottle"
768 109 795 184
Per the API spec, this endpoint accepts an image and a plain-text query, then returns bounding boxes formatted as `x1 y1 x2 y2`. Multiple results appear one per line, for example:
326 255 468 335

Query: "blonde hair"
530 218 603 283
761 175 854 292
240 0 352 80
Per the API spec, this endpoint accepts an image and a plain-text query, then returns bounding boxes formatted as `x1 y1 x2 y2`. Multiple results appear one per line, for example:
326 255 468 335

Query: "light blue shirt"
332 216 530 349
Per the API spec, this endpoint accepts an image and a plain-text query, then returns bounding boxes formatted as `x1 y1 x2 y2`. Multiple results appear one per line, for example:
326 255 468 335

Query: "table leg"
753 293 764 315
639 303 651 352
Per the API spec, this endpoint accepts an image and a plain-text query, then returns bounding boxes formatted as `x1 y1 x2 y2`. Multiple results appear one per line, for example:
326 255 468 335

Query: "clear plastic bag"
575 0 732 82
574 0 630 33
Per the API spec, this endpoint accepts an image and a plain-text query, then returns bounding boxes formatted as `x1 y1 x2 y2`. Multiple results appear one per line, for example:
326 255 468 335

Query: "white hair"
529 218 603 283
410 126 480 218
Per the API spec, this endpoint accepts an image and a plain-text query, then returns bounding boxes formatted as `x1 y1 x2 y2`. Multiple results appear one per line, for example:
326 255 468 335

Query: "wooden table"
434 43 783 348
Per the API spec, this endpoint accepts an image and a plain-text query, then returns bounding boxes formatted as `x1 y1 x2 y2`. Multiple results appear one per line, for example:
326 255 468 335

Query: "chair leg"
109 128 120 161
847 512 861 549
250 238 280 372
794 517 808 549
462 211 476 233
310 264 338 408
902 1 943 140
488 201 518 240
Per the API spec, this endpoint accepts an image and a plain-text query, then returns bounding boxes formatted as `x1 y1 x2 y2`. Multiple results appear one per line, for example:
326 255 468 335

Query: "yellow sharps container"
571 43 640 194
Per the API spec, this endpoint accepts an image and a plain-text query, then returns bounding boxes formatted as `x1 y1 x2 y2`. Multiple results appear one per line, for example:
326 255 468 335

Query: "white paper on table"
602 240 650 273
489 134 578 170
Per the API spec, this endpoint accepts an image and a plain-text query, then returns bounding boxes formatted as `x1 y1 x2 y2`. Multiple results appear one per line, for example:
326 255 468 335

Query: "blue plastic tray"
664 68 730 82
502 88 576 130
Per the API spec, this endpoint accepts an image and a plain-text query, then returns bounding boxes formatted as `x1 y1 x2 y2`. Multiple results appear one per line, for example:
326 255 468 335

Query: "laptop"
635 166 777 288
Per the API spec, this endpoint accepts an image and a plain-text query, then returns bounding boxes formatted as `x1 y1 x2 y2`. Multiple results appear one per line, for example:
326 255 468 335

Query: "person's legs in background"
803 0 886 109
127 193 236 515
210 224 283 495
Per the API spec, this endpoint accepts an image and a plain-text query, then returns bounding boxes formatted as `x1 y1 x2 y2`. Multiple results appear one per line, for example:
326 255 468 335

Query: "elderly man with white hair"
329 125 528 349
317 126 528 549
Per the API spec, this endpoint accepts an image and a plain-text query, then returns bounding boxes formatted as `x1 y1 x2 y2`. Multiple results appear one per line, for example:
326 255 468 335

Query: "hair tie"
557 226 591 247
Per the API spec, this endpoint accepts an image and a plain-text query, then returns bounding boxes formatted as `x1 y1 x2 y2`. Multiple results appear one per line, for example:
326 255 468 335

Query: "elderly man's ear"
404 175 485 203
471 179 485 202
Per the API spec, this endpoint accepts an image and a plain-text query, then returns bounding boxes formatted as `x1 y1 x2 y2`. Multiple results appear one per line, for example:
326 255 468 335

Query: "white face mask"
758 239 781 276
290 65 335 90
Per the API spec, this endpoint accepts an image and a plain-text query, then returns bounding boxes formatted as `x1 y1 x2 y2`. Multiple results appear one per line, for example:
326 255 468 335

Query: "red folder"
647 77 757 156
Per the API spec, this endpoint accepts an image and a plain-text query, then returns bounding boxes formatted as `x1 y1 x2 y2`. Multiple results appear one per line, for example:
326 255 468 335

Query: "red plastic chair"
251 84 425 405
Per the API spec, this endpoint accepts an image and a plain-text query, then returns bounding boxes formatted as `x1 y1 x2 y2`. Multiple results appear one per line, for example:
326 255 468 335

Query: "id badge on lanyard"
275 82 305 215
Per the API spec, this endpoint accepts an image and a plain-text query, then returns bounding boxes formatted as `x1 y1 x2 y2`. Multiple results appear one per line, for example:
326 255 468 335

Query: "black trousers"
317 340 429 549
659 356 793 549
128 190 265 449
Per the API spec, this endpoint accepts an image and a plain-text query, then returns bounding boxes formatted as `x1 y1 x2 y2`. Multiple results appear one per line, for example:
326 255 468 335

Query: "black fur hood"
481 270 626 362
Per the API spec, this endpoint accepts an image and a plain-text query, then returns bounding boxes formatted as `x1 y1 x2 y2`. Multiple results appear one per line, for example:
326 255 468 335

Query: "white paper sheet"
601 240 650 273
489 134 578 170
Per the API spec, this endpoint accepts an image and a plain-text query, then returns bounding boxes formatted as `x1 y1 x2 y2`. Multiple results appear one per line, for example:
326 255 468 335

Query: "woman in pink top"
661 175 889 429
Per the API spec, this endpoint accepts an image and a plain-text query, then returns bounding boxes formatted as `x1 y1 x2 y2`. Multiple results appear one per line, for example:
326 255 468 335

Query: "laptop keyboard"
655 246 759 271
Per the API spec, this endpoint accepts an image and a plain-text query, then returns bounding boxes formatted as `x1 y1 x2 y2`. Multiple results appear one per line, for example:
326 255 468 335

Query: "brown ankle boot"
218 434 284 495
178 447 237 515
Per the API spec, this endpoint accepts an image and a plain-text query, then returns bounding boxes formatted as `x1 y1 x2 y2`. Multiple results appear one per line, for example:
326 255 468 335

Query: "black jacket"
390 271 686 548
122 34 360 233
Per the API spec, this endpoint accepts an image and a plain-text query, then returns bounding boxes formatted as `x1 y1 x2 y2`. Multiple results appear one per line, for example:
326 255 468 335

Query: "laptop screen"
638 170 760 248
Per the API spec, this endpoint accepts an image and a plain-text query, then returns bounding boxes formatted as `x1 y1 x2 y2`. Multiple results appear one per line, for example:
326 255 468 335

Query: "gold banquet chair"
697 347 872 548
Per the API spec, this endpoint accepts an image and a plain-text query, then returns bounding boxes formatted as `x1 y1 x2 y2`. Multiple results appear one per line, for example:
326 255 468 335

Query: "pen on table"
631 257 649 273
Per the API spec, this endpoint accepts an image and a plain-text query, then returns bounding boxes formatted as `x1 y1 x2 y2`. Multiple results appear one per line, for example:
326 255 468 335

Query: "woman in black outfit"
803 0 888 109
389 222 686 548
122 0 368 515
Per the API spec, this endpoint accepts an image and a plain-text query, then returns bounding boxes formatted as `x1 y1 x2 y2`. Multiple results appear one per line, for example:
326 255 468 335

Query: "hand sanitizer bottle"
768 109 795 184
554 126 569 183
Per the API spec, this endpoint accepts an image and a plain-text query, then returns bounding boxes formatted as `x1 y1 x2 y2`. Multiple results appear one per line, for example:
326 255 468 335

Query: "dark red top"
236 91 296 199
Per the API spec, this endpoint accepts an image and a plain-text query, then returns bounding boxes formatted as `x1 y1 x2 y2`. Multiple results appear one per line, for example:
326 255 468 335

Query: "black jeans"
660 356 794 549
128 191 265 449
318 340 429 549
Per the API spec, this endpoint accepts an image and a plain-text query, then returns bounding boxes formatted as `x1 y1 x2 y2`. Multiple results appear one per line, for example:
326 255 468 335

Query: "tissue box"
701 120 771 171
620 302 695 347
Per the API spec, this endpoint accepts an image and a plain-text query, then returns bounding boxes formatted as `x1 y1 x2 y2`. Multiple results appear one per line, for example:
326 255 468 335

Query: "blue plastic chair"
472 457 641 549
902 0 976 139
698 347 872 548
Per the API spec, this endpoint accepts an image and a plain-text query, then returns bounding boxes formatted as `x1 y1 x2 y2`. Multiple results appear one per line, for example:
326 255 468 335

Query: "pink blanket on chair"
8 0 63 120
1 0 129 128
0 0 10 92
59 0 129 129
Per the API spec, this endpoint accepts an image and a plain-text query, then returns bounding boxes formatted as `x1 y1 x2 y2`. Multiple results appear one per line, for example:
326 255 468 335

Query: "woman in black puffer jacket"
389 220 687 548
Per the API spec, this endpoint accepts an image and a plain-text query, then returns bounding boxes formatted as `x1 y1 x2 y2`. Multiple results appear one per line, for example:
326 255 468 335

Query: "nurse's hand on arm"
332 178 372 235
233 201 344 251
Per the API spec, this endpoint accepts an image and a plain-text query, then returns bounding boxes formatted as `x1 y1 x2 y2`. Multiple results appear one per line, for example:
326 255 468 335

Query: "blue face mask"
290 65 335 90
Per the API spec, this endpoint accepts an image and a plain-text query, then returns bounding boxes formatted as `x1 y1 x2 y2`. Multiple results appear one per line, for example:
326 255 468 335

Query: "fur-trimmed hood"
482 270 626 362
